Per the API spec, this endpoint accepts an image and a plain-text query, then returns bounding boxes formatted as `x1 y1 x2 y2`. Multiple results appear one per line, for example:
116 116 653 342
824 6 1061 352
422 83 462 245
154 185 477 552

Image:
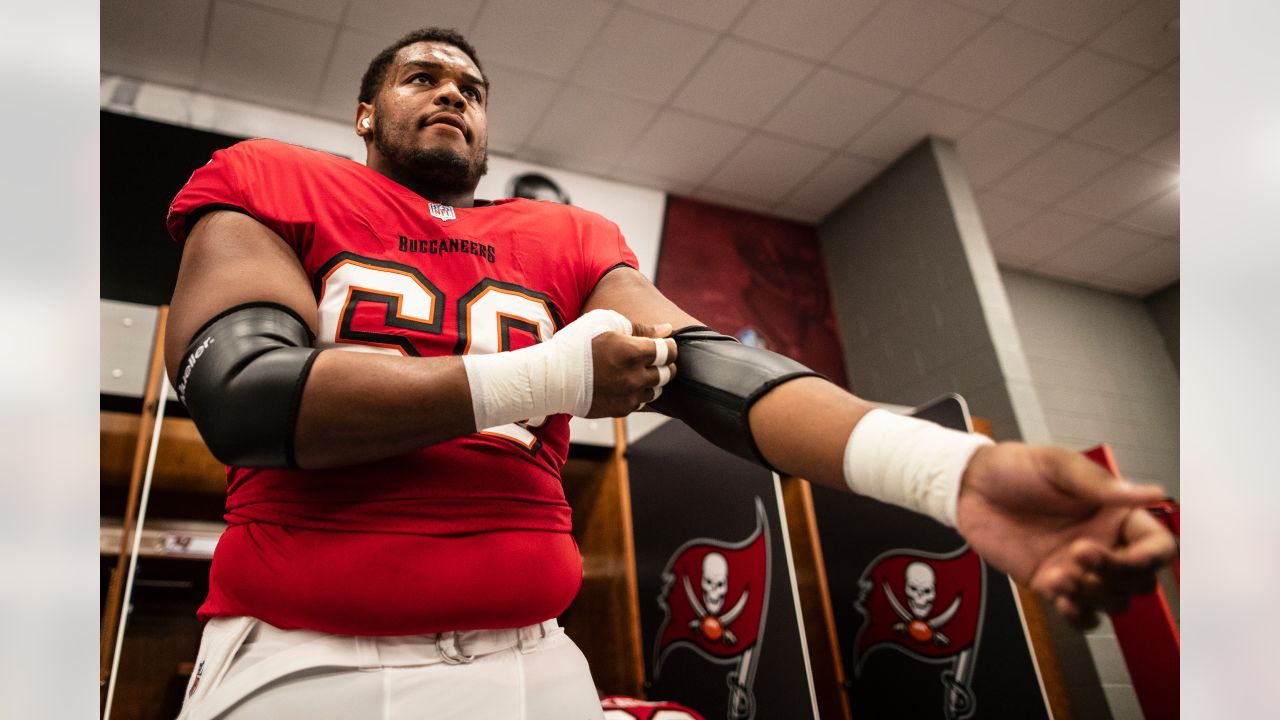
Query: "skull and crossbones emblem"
884 561 963 646
683 552 751 645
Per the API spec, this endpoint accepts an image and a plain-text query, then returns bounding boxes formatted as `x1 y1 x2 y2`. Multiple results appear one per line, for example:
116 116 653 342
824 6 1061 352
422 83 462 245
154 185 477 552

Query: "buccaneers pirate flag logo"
654 498 771 720
854 545 986 720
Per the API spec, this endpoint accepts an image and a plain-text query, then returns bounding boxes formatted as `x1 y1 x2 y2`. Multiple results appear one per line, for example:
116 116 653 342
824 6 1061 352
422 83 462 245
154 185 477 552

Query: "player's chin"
419 124 470 147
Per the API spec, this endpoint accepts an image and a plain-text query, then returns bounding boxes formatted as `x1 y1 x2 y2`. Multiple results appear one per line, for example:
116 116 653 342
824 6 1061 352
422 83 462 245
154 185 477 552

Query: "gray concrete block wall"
1144 282 1179 370
1000 269 1180 497
818 139 1028 442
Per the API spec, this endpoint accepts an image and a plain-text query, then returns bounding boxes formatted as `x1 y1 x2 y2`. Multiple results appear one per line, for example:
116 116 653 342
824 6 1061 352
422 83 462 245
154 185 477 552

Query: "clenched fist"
585 321 678 418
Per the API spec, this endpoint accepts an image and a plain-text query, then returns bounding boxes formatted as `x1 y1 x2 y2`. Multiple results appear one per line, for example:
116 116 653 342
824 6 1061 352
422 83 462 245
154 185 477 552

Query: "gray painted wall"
816 139 1050 445
1144 282 1180 371
1001 270 1180 498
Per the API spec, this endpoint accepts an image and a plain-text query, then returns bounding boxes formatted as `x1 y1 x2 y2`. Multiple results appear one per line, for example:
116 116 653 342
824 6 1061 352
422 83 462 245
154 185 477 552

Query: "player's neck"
411 184 475 208
389 173 476 208
367 156 477 208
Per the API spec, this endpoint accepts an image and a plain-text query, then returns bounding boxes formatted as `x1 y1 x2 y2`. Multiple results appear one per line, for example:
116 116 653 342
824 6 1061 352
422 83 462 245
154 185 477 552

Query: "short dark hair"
358 27 487 105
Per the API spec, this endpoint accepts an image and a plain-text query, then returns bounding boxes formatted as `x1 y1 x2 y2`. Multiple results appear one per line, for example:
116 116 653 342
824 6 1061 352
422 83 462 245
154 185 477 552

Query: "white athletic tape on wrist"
842 408 994 527
652 338 669 367
463 309 632 429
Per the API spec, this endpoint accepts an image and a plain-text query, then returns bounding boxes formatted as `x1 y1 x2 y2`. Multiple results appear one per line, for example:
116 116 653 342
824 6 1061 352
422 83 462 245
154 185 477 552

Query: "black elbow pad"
648 327 822 471
176 302 319 468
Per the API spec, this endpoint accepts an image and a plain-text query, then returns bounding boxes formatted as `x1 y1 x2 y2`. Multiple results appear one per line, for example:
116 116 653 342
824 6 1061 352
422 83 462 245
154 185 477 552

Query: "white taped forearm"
462 309 631 429
842 408 994 526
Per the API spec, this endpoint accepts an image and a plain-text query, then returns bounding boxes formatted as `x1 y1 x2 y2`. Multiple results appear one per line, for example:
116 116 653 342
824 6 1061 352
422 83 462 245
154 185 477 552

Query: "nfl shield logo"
429 202 456 221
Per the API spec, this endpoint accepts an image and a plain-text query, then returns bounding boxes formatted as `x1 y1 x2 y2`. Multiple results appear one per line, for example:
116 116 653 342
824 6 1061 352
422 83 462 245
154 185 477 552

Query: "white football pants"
175 617 605 720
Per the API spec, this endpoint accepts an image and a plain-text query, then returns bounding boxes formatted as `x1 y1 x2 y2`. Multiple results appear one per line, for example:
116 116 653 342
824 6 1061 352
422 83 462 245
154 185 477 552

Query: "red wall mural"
655 196 849 389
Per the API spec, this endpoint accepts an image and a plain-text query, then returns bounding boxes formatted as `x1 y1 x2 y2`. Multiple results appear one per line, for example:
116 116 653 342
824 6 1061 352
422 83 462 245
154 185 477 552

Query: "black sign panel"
812 395 1051 719
629 420 816 720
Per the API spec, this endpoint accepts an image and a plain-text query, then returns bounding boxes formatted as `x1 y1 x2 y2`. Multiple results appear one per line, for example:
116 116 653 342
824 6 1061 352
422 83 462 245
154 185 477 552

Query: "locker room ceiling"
101 0 1180 297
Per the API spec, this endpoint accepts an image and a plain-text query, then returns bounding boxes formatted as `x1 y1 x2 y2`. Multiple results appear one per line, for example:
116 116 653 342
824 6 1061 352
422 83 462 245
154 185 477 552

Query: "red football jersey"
167 139 638 635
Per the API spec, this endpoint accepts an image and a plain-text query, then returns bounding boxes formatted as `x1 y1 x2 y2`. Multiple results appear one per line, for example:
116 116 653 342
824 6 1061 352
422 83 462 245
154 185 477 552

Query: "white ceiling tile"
1074 276 1142 295
782 154 886 216
244 0 346 23
314 28 391 122
772 204 824 224
525 86 658 168
992 209 1103 265
470 0 613 80
946 0 1017 14
101 0 1185 276
732 0 882 62
846 94 982 161
1003 0 1139 43
705 135 831 202
1071 73 1178 154
202 2 338 109
481 65 564 154
975 192 1045 237
1139 130 1179 167
671 39 814 126
607 166 699 196
1118 186 1179 237
1089 0 1180 69
996 252 1045 272
828 0 989 88
1033 224 1161 279
572 8 718 105
625 0 754 32
918 20 1073 111
1059 159 1179 221
762 69 900 150
997 49 1149 132
689 186 774 216
617 111 750 186
1099 238 1179 293
956 117 1054 188
517 146 613 179
343 0 485 41
990 138 1122 205
995 253 1039 272
101 0 210 88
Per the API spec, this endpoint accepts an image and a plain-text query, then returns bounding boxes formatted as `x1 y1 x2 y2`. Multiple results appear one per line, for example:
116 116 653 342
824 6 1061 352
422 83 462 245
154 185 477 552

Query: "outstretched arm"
583 267 1176 629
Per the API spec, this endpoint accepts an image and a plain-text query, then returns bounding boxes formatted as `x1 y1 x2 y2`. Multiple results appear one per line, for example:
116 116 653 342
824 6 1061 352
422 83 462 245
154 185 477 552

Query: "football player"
166 27 1175 720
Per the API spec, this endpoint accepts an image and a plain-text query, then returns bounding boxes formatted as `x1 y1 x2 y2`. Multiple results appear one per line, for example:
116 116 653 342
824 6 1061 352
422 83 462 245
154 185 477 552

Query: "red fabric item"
655 196 849 388
167 139 638 634
1085 445 1180 720
601 696 705 720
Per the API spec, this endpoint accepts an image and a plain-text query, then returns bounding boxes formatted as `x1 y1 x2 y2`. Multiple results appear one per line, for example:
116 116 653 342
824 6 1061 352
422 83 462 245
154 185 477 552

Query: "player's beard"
372 120 488 197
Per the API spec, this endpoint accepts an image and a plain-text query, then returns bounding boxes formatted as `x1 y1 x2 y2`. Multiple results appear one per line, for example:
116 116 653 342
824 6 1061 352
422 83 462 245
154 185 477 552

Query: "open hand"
955 443 1176 630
